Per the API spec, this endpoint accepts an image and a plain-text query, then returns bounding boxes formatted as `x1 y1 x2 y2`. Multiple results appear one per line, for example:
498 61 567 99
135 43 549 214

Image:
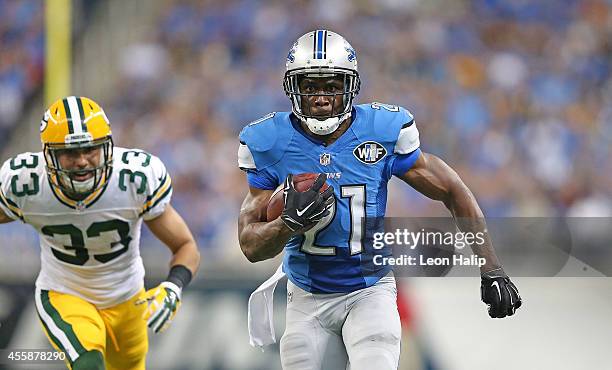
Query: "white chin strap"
73 177 95 193
59 173 95 194
303 111 351 136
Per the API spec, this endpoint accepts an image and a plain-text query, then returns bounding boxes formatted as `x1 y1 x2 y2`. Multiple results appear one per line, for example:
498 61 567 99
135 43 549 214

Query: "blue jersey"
238 103 421 293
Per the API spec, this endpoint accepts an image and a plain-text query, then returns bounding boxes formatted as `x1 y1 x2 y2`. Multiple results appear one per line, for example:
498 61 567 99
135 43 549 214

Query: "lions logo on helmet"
345 46 356 62
287 42 298 63
40 96 113 202
283 30 361 135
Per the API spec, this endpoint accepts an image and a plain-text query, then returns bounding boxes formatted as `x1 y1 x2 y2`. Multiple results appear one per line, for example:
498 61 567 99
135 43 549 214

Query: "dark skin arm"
0 208 14 224
238 186 295 263
398 152 501 272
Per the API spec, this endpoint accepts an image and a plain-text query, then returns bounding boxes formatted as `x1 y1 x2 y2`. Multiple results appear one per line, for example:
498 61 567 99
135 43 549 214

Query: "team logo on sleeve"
353 141 387 164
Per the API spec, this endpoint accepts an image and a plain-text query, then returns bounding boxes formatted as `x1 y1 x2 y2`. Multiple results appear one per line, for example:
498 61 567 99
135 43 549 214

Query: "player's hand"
281 173 334 233
136 281 182 333
481 267 522 318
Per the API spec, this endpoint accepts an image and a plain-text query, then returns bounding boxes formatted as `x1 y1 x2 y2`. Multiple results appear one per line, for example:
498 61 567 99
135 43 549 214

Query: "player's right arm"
237 119 296 263
0 155 30 224
0 208 13 224
236 115 332 262
238 174 333 262
238 186 294 263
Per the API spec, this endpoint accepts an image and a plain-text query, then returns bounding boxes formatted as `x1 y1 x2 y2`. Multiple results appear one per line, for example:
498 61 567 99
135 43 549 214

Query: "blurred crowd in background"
2 0 611 256
0 0 43 145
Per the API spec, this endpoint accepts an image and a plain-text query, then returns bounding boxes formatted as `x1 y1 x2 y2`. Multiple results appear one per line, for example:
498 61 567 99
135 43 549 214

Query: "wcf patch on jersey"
353 141 387 164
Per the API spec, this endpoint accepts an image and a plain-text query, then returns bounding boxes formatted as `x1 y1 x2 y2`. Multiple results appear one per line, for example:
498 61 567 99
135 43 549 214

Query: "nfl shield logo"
320 153 331 166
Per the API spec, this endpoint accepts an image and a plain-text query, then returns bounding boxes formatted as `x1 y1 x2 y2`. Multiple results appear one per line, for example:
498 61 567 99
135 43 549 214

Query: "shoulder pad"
238 112 295 171
114 147 172 219
354 103 419 154
0 152 45 220
114 147 169 194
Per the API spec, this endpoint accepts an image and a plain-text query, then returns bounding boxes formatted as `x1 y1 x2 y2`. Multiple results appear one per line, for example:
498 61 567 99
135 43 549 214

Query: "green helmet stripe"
62 98 74 134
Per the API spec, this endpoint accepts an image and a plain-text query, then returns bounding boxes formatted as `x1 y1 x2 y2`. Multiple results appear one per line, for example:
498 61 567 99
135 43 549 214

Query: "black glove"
281 174 334 232
481 267 522 318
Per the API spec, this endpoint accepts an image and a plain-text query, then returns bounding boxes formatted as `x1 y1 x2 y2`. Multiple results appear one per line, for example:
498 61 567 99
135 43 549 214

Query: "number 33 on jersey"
0 148 172 308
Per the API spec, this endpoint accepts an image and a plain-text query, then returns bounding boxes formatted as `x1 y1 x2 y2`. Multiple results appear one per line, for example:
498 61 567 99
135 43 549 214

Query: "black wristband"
166 265 193 289
482 267 507 279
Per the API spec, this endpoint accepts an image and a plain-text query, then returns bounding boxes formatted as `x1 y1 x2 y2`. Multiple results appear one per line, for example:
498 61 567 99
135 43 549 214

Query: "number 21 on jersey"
300 185 365 256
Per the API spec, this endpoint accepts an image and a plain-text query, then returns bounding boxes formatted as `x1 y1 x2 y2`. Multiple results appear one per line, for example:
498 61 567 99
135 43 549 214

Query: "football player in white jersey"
0 96 201 370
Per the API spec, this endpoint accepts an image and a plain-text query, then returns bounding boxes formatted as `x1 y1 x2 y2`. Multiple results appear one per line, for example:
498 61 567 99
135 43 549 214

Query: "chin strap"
303 111 351 135
72 176 96 193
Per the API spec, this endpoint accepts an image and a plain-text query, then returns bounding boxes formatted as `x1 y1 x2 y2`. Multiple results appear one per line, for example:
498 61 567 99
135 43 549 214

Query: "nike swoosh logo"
296 201 315 216
492 281 502 302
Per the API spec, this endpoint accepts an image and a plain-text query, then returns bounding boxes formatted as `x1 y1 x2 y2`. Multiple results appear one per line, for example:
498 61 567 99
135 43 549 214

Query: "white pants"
280 276 401 370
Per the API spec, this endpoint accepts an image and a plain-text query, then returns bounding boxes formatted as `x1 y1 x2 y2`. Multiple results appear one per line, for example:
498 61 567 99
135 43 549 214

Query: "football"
266 173 330 221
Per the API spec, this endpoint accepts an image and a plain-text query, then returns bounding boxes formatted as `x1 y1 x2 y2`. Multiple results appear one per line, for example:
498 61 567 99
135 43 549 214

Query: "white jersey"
0 147 172 308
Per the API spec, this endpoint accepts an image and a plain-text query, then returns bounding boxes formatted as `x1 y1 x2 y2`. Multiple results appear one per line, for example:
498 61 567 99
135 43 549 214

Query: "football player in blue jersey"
238 30 521 370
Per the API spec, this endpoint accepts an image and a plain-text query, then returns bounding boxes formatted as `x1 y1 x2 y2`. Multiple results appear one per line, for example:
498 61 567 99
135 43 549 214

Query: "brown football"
266 173 330 221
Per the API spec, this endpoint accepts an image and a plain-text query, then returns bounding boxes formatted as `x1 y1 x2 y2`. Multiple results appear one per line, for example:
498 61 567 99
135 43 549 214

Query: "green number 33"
41 220 132 266
9 154 40 197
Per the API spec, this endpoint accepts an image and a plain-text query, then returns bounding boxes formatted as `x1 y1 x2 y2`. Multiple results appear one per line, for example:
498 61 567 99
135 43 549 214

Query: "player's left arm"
145 204 201 278
137 204 201 333
131 151 201 332
397 152 500 270
397 152 522 318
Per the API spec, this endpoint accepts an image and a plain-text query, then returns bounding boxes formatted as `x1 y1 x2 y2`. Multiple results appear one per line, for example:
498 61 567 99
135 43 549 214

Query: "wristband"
166 265 193 289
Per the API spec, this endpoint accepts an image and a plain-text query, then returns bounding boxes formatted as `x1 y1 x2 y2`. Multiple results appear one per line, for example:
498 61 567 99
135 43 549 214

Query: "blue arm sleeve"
391 148 422 177
246 168 278 190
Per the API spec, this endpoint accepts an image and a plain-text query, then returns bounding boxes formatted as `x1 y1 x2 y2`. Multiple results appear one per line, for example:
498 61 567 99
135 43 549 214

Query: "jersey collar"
289 108 357 147
48 169 111 210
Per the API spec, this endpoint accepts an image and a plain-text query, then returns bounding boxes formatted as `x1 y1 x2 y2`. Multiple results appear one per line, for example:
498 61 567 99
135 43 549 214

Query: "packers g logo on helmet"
41 96 114 202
